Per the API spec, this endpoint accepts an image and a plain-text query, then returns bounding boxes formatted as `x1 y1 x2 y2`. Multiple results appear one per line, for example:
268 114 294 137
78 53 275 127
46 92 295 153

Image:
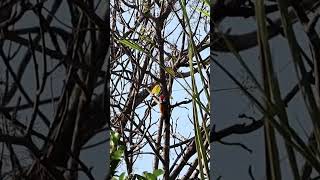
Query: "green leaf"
165 67 176 76
118 145 126 151
119 172 126 180
110 131 120 152
111 149 124 160
118 39 144 52
111 131 120 144
193 7 209 17
153 169 163 177
201 0 209 6
143 172 156 180
137 174 147 180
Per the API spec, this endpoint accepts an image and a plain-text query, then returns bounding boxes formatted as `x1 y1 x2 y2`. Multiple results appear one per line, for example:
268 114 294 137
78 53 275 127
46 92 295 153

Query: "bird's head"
159 94 166 104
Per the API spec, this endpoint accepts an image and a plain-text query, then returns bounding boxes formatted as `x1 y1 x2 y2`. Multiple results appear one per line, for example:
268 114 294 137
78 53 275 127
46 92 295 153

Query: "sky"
212 13 317 179
111 0 210 178
0 1 108 179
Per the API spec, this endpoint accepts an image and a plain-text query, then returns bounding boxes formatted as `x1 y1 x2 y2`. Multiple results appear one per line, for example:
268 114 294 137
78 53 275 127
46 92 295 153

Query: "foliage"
110 131 163 180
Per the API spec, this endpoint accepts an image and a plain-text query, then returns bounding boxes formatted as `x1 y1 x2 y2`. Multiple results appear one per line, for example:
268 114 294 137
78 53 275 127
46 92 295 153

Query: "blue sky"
111 0 210 178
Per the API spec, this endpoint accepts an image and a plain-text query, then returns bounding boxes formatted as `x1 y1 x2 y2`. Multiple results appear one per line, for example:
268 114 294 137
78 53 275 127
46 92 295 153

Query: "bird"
159 94 167 116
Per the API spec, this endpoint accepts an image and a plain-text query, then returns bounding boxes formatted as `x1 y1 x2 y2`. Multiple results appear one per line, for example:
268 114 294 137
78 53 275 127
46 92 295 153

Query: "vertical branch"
156 18 170 180
153 117 163 170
